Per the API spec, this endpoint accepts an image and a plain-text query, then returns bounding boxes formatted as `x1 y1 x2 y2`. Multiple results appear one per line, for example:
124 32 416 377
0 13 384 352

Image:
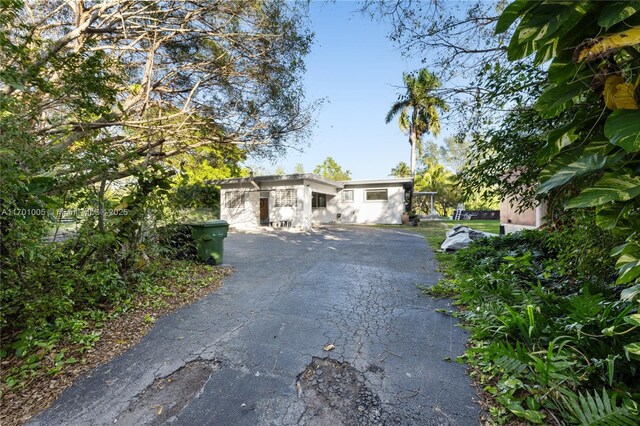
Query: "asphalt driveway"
31 226 480 425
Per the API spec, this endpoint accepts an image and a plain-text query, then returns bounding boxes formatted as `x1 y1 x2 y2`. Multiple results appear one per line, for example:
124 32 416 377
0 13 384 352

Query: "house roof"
209 173 344 188
342 178 413 186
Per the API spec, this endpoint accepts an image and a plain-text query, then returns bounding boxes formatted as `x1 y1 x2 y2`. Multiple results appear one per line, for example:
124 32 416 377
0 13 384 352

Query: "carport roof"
209 173 344 188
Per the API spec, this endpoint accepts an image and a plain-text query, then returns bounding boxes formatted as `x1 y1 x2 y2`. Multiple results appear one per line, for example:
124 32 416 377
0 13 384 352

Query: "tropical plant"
413 157 461 216
390 161 412 177
425 226 640 425
495 1 640 361
497 0 640 278
385 69 448 175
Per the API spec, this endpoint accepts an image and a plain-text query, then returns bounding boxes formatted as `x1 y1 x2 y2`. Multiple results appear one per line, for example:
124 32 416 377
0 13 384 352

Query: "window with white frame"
275 189 296 207
225 191 246 208
365 189 388 201
341 189 354 202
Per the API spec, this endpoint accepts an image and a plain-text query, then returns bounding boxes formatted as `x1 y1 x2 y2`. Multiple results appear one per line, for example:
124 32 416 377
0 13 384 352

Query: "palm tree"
414 158 460 216
389 161 411 177
385 69 448 176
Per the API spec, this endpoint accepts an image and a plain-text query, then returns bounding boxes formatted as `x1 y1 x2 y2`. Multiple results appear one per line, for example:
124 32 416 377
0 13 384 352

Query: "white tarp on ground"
441 225 498 251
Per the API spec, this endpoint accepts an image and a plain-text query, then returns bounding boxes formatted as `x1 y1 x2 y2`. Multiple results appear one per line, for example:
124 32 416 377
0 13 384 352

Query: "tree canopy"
390 162 411 178
1 0 315 197
0 0 316 356
313 157 351 181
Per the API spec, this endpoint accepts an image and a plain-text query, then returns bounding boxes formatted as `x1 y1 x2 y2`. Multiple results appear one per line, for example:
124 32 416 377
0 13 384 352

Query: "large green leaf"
617 258 640 284
539 139 611 180
615 241 640 284
604 110 640 153
625 313 640 327
507 2 591 61
548 59 590 84
625 342 640 360
534 80 585 118
507 25 536 61
598 1 640 29
517 2 589 44
533 39 558 66
536 110 597 165
621 283 640 301
538 151 625 194
596 202 634 230
536 129 577 166
495 0 536 34
566 173 640 208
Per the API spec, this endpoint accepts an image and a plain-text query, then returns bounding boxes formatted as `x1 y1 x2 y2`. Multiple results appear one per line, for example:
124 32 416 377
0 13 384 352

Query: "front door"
260 198 268 224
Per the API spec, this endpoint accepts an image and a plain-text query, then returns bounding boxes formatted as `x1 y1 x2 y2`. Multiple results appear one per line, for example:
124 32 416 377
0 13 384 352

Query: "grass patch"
441 219 500 234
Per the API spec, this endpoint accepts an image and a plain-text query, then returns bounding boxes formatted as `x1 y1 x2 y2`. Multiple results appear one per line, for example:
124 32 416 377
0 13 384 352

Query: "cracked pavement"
30 226 480 425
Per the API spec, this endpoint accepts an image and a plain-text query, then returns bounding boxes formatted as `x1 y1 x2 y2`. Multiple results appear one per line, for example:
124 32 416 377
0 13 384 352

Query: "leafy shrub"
441 225 640 424
157 225 197 260
172 183 220 211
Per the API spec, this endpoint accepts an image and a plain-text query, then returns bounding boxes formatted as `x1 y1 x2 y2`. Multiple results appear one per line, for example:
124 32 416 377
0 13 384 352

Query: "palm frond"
560 388 638 426
385 99 408 124
398 110 410 133
427 105 441 136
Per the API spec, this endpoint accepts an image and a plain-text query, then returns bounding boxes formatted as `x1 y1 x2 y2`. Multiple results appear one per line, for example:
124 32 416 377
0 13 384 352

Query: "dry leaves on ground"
0 264 233 426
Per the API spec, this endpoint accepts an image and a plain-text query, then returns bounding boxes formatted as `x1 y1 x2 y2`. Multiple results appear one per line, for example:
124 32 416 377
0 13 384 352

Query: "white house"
212 173 412 230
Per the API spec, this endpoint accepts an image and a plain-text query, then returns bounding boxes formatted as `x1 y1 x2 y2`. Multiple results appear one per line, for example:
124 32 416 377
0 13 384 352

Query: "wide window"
365 189 388 201
275 189 296 207
341 190 354 202
225 191 246 208
312 192 327 208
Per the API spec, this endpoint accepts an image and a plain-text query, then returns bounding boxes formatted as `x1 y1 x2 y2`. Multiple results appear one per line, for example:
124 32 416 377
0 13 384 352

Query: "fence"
461 210 500 220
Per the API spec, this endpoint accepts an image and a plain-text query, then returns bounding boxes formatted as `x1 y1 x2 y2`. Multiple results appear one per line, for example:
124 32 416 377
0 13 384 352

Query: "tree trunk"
409 125 417 176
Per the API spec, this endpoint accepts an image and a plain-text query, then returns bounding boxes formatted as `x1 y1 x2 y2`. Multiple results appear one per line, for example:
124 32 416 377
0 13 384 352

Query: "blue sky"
247 0 444 180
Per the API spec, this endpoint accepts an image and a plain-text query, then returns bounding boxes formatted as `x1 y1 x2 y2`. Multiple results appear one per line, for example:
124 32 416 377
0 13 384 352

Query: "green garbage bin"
188 220 229 265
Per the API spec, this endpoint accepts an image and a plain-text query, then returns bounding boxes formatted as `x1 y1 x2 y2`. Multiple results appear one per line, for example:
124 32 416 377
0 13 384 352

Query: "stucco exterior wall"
311 196 337 224
220 186 260 229
326 184 405 225
500 197 547 233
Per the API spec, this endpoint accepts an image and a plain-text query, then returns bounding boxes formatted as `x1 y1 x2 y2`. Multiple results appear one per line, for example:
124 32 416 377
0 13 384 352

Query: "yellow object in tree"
603 75 638 110
576 26 640 63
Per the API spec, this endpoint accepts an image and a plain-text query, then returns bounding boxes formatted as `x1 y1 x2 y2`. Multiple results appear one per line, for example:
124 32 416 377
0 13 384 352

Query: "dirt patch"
297 357 405 425
115 359 220 425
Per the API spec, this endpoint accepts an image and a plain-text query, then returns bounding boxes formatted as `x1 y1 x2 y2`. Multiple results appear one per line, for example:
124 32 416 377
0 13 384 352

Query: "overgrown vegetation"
0 0 314 417
0 258 232 425
418 217 640 425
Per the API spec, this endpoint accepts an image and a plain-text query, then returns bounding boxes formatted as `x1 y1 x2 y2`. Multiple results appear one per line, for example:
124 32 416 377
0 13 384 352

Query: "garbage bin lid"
186 220 229 227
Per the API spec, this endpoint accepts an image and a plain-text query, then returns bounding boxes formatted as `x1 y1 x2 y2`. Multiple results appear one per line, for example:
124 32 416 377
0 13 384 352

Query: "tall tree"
313 157 351 181
0 0 315 192
0 0 316 290
385 69 448 175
